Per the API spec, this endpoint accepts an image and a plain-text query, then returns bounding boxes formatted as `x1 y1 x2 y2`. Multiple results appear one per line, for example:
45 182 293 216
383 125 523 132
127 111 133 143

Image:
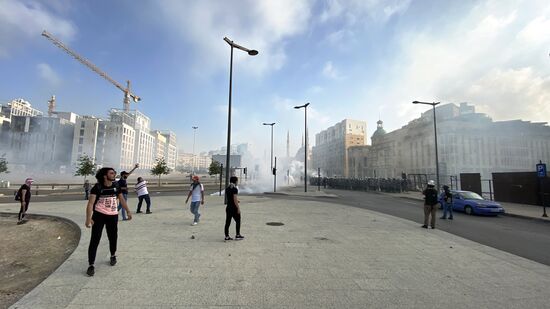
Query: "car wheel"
464 205 474 215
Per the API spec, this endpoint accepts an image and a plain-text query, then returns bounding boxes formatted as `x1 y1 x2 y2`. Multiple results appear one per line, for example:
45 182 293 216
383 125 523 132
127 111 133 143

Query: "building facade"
312 119 367 177
71 116 107 167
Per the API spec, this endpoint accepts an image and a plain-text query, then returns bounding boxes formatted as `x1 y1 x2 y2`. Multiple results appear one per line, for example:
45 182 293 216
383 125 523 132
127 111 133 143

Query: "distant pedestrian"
16 178 34 224
440 185 453 220
422 180 439 229
224 176 244 240
135 177 152 214
185 175 204 225
84 180 91 200
85 167 132 277
117 163 139 220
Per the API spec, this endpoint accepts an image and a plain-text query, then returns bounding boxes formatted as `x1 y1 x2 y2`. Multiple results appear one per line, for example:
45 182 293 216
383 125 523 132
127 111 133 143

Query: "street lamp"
223 37 258 197
294 102 310 192
263 122 276 192
192 126 198 176
412 100 441 192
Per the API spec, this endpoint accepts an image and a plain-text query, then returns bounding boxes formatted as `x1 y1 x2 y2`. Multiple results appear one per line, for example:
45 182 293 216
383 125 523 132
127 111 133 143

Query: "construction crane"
41 30 140 112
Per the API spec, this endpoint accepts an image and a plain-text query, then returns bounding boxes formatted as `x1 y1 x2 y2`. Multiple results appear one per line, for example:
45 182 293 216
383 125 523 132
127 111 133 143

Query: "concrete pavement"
2 193 550 308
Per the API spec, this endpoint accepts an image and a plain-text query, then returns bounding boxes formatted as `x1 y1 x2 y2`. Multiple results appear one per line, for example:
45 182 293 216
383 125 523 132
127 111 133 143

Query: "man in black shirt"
17 178 34 224
117 163 139 220
224 176 244 241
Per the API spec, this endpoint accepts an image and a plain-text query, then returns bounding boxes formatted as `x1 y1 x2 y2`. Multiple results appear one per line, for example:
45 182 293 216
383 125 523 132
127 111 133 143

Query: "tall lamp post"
294 102 310 192
192 126 198 175
223 37 258 196
263 122 276 192
412 100 441 191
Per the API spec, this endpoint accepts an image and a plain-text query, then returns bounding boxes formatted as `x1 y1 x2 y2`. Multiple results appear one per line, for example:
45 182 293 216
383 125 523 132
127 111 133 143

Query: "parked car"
442 190 505 216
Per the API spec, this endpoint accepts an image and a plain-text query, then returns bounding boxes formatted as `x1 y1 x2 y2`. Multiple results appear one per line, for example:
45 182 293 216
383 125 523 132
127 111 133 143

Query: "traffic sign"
536 163 547 178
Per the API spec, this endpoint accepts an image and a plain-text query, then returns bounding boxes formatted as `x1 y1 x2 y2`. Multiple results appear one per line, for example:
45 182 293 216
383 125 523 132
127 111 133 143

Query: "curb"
502 212 550 223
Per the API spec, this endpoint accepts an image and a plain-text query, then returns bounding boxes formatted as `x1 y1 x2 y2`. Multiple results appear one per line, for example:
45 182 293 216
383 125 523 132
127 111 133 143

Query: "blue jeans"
442 200 453 219
190 201 201 222
118 193 128 220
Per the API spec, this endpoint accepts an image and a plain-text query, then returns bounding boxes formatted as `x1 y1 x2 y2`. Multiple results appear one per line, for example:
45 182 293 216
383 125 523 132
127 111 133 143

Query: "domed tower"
371 119 386 140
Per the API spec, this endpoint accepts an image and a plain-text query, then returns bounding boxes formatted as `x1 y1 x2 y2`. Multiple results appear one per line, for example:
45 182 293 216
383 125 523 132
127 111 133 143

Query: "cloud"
322 61 342 79
0 0 76 57
319 0 411 24
154 0 314 77
37 63 61 86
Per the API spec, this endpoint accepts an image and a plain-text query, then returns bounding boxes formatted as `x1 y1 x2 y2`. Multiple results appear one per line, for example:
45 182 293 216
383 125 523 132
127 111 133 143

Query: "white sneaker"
192 222 198 225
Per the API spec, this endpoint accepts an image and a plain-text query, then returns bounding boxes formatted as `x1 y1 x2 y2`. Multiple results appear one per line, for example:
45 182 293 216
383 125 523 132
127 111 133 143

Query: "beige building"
348 145 370 178
178 153 212 171
161 131 178 170
312 119 367 177
71 116 106 166
153 130 167 162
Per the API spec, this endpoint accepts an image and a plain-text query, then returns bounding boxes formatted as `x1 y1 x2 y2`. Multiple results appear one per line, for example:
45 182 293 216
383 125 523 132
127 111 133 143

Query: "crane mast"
41 30 140 112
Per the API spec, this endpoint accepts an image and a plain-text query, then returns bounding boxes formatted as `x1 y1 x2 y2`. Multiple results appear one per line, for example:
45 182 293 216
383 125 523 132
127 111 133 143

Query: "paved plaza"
2 193 550 308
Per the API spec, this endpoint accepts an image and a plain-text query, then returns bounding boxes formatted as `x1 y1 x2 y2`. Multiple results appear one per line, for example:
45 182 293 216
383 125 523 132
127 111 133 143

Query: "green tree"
151 157 171 186
74 155 96 181
0 154 9 174
208 161 222 175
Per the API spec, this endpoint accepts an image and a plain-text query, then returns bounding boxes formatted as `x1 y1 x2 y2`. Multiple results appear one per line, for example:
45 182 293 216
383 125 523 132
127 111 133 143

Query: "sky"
1 0 549 160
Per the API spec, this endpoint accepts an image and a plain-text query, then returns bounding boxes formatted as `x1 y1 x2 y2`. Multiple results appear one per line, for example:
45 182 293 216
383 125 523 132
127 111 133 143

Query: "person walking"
135 177 152 214
16 178 34 224
84 180 91 200
422 180 439 229
185 175 204 225
224 176 244 240
85 167 132 277
117 163 139 220
440 185 453 220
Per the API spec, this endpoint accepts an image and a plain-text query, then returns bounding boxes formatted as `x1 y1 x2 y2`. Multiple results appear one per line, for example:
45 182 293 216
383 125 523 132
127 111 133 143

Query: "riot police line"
310 176 412 193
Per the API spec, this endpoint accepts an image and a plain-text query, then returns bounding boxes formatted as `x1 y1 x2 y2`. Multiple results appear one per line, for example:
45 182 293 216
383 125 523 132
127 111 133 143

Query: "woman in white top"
135 177 152 214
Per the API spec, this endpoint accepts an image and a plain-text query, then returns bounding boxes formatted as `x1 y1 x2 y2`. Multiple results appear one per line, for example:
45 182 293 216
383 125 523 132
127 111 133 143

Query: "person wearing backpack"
16 178 34 224
440 185 453 220
85 167 132 277
422 180 439 229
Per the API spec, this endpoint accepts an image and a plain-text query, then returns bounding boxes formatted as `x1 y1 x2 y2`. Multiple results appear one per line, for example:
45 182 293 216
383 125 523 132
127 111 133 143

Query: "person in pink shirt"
85 167 132 276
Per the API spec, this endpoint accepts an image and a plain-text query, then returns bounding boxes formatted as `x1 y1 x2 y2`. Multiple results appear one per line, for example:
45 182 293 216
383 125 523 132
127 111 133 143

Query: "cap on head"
192 175 200 181
121 171 129 176
443 185 449 190
428 180 435 186
25 178 34 185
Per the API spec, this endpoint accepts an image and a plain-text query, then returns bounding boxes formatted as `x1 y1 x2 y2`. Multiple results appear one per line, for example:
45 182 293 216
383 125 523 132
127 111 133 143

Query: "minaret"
301 133 304 148
47 95 56 117
286 130 290 158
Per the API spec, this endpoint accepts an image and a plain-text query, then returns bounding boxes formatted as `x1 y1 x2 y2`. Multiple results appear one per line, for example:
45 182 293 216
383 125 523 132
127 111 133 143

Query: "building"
312 119 367 177
71 116 107 167
102 121 136 170
348 145 370 178
212 154 242 168
161 131 177 170
153 130 167 162
177 152 212 171
367 103 550 181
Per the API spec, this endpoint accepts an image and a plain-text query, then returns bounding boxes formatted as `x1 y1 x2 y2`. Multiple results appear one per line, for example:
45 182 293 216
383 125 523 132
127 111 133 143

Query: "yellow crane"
41 30 140 112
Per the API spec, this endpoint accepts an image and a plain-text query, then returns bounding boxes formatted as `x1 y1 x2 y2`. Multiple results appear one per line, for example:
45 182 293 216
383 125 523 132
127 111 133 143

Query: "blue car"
442 190 505 216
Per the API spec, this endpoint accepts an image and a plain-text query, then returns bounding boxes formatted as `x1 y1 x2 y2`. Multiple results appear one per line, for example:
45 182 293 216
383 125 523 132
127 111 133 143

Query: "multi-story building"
178 153 212 171
312 119 367 177
103 121 136 171
153 130 167 161
348 145 370 178
161 131 177 170
367 103 550 181
71 116 107 167
134 129 155 169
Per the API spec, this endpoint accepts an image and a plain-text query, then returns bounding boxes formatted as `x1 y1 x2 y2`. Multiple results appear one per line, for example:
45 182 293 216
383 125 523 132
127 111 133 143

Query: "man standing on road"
440 185 453 220
85 167 132 277
224 176 244 241
135 177 152 214
422 180 439 229
185 175 204 225
117 163 139 220
16 178 34 224
84 180 91 200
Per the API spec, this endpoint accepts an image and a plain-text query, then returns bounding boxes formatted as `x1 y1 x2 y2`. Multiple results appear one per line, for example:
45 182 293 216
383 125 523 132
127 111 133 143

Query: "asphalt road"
265 189 550 267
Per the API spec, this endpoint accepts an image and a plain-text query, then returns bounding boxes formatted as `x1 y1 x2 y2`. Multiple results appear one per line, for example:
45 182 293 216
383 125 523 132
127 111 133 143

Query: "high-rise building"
312 119 367 177
161 131 177 170
71 116 107 167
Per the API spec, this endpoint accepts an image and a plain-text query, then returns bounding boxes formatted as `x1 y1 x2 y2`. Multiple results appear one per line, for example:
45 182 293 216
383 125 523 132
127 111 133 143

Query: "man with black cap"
16 177 34 224
117 163 139 220
422 180 439 229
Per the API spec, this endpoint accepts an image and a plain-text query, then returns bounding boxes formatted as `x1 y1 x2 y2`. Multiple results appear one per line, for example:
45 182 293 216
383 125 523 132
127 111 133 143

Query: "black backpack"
14 185 25 201
92 182 121 209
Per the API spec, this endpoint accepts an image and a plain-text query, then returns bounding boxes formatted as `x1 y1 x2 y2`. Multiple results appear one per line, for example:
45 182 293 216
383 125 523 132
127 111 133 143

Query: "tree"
151 157 171 186
74 155 96 181
0 154 9 174
208 161 222 175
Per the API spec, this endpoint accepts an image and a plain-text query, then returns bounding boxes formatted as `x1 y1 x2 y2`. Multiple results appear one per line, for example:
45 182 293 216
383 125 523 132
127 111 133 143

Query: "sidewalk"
384 191 550 222
2 194 550 308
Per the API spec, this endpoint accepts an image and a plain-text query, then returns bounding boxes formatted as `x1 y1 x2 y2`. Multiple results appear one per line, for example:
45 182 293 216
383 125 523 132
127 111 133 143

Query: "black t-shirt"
90 183 121 215
423 187 439 205
226 185 239 209
19 184 31 203
117 178 128 194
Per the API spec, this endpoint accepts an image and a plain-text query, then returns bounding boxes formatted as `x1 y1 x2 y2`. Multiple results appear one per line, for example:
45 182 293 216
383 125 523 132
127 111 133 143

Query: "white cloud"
37 63 61 86
322 61 342 79
0 0 76 57
319 0 411 24
154 0 314 77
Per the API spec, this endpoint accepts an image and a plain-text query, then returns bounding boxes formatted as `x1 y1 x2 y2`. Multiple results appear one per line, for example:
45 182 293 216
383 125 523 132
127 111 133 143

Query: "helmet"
427 180 435 186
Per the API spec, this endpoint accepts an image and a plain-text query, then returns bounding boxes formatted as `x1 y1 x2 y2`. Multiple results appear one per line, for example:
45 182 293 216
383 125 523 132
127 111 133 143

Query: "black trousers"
88 212 118 265
18 201 30 221
224 207 241 237
137 194 151 212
